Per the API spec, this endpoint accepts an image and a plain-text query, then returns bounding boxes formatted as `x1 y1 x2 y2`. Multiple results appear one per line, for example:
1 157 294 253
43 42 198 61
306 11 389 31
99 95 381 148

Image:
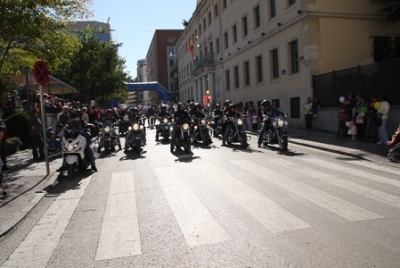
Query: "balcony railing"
192 53 215 73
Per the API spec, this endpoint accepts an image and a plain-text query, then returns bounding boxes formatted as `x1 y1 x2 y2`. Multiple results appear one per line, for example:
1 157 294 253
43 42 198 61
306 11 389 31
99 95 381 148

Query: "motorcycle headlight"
133 124 139 131
183 123 189 130
163 118 168 124
104 126 110 133
272 120 277 127
278 119 284 127
66 144 74 152
140 125 144 130
201 119 206 124
284 121 289 126
128 126 132 131
237 119 243 125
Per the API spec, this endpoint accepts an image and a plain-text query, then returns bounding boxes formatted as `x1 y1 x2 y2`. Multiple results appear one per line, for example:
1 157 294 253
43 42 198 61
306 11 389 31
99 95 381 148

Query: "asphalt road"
1 127 400 267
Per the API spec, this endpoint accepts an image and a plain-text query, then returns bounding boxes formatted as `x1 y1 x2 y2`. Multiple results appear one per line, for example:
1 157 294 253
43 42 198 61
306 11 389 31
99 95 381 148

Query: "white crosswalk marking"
95 172 142 261
155 167 231 247
194 163 310 233
269 158 400 209
2 177 92 267
350 160 400 176
234 160 383 221
301 158 400 189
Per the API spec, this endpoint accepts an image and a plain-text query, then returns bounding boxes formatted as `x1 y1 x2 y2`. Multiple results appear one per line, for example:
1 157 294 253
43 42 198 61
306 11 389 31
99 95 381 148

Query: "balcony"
192 53 215 73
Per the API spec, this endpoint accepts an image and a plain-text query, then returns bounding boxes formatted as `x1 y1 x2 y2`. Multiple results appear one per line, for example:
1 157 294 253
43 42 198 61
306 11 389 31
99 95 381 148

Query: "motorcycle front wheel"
240 133 248 148
279 135 288 151
387 145 400 162
184 136 191 154
67 164 75 180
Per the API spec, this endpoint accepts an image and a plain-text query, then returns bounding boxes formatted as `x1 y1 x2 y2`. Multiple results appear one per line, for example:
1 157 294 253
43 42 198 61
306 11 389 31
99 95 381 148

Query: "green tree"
378 0 400 22
0 0 92 74
68 34 130 106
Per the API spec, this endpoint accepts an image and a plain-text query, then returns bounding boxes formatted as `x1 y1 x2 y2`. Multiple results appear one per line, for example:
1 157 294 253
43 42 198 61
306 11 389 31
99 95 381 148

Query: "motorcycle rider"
257 100 285 147
212 103 223 137
192 103 213 144
222 103 242 146
102 109 122 151
188 102 196 117
58 110 97 172
128 107 146 143
170 103 191 153
155 105 171 142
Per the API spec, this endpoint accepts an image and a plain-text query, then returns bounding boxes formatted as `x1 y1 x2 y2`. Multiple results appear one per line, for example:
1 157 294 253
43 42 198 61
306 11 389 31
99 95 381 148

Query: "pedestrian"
0 109 8 170
0 122 6 175
29 109 45 161
251 111 259 132
376 95 390 145
337 104 349 139
312 97 321 118
363 95 378 142
305 97 313 130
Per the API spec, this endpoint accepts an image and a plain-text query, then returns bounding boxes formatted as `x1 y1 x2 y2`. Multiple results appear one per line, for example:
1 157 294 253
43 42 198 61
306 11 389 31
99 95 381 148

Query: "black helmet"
216 103 221 107
106 109 113 114
261 100 271 108
161 105 167 111
224 99 231 106
189 102 195 109
178 102 186 110
72 109 82 118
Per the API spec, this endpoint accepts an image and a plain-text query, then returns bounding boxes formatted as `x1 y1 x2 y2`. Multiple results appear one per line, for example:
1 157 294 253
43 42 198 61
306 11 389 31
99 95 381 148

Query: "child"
337 105 349 139
251 111 259 132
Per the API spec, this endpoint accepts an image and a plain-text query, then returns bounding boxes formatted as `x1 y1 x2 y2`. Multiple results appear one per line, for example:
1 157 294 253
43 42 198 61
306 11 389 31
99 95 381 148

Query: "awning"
7 71 78 97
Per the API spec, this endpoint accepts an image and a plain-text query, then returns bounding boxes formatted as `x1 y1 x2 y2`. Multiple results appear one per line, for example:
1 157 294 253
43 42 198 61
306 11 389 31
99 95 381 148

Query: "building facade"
176 0 400 129
146 30 184 104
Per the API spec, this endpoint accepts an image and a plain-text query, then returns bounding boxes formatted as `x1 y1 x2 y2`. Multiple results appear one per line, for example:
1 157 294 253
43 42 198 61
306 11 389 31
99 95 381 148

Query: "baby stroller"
46 127 62 153
0 163 10 199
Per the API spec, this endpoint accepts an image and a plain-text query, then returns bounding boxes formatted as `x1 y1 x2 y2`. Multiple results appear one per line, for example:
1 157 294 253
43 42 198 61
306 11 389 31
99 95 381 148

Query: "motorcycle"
0 172 10 198
156 115 172 142
125 117 146 153
387 124 400 162
60 127 90 180
174 119 192 154
212 115 223 137
97 119 121 153
225 115 249 148
192 116 213 146
261 115 289 150
118 114 131 136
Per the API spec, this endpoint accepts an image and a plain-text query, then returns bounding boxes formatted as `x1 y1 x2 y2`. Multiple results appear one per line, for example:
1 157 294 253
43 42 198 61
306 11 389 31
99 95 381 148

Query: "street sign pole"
34 60 50 175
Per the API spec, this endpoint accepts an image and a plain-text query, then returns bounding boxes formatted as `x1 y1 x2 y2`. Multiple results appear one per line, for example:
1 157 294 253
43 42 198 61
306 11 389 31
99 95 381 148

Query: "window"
232 24 237 44
290 97 300 118
289 40 299 74
288 0 296 6
168 37 174 43
210 41 214 54
225 69 231 91
242 16 248 37
223 0 227 9
270 48 279 79
234 66 239 88
214 4 219 17
269 0 276 19
224 32 229 49
203 18 207 30
208 11 212 25
255 55 263 83
253 5 261 29
243 61 250 86
216 38 220 53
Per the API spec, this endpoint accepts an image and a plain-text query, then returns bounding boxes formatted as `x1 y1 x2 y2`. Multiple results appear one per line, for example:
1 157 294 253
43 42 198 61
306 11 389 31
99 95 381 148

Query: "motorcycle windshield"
103 120 114 128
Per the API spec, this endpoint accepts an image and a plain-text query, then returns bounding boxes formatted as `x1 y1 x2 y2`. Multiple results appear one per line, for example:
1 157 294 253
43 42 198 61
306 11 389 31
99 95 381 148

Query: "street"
1 127 400 268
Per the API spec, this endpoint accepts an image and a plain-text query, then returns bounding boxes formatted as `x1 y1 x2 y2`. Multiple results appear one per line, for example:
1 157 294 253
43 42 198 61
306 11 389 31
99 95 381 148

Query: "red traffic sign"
33 60 49 86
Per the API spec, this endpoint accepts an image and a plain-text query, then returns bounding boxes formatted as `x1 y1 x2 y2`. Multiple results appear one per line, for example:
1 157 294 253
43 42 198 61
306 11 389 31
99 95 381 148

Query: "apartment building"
176 0 400 128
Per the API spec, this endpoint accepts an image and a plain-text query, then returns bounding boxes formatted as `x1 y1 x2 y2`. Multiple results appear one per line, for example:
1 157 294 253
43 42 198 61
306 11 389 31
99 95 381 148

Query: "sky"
88 0 197 78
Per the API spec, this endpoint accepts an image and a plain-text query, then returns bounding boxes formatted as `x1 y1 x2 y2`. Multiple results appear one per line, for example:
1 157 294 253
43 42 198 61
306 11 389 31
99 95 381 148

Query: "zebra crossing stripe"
195 163 310 233
3 177 92 267
269 158 400 210
155 167 231 248
96 172 142 261
234 160 383 221
301 158 400 189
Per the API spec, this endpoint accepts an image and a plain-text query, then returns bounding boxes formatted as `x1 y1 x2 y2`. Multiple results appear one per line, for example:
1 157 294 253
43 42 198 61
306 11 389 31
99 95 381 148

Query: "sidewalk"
0 128 398 237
